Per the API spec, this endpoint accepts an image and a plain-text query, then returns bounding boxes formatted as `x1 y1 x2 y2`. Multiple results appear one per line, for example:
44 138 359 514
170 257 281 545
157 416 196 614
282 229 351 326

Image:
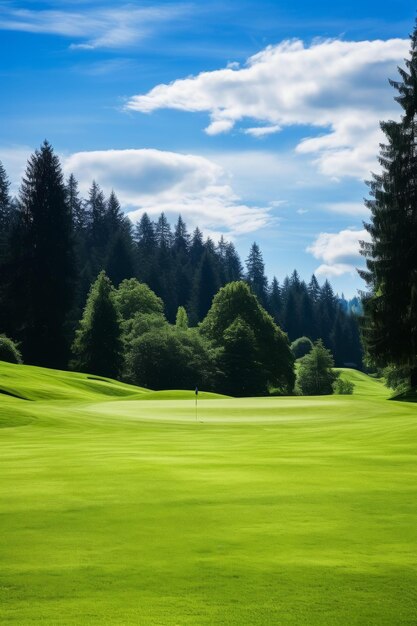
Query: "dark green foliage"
297 340 339 396
333 378 355 395
71 271 123 378
383 364 411 393
291 336 313 359
0 141 364 377
360 26 417 389
105 231 135 287
114 278 164 322
246 242 268 307
0 161 12 265
218 317 265 396
201 281 295 394
0 334 22 364
125 326 217 390
9 141 75 368
189 250 221 325
268 277 282 325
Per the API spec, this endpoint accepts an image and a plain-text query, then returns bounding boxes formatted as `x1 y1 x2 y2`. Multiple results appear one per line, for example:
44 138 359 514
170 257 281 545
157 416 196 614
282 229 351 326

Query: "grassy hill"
1 361 416 625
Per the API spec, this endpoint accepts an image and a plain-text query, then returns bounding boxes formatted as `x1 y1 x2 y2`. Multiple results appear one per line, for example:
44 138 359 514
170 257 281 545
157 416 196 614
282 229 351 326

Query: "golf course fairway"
1 361 416 625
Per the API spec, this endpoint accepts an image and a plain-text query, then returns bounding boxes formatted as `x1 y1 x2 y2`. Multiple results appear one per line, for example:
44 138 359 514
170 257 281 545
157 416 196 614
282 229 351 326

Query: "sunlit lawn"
1 363 416 625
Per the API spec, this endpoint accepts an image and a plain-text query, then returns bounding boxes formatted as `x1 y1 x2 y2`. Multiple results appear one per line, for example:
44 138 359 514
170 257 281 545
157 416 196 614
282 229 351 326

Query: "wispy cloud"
307 228 371 277
0 3 187 50
127 37 408 179
63 148 272 236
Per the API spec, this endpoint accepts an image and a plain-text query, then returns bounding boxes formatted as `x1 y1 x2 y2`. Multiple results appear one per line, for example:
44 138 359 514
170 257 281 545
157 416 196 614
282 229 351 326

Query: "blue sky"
0 0 415 296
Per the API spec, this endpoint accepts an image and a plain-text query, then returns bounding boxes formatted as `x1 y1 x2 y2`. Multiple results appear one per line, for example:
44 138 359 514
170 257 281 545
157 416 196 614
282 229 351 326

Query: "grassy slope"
1 362 416 625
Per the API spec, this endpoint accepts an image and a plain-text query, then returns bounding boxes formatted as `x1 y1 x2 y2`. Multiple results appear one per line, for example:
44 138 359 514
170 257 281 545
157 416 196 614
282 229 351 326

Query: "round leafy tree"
200 281 295 395
297 340 338 396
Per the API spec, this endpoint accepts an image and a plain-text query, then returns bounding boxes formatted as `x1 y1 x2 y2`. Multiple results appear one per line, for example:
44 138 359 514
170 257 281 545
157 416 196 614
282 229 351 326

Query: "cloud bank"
307 228 371 277
127 37 408 178
63 148 271 236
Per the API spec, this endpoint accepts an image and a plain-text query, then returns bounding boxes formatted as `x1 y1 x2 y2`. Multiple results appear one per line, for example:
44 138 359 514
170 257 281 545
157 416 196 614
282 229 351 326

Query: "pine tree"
71 271 123 378
106 190 124 233
190 227 204 266
173 215 190 254
9 141 75 367
246 242 268 307
86 181 108 270
134 212 157 287
360 23 417 388
66 174 86 232
224 242 243 283
0 161 11 265
155 212 173 248
268 277 282 325
189 250 220 324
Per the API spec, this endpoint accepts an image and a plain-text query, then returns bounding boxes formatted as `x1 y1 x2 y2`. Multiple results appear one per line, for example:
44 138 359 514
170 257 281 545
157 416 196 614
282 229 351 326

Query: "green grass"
1 362 416 624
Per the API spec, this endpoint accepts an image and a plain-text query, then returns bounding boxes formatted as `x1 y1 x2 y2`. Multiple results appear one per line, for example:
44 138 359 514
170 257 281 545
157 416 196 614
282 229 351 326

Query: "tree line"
0 141 362 382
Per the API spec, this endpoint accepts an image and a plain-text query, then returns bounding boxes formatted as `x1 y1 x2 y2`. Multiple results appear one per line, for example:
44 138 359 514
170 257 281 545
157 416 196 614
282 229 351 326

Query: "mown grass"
1 362 416 625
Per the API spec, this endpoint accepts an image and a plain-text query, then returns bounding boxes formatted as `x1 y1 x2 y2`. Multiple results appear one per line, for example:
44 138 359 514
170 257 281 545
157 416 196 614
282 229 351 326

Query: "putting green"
1 362 416 625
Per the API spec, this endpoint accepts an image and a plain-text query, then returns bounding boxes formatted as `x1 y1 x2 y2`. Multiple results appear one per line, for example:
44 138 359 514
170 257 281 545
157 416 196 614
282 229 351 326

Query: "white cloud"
323 201 369 216
127 37 408 178
0 4 185 49
244 125 281 137
314 263 357 278
63 148 271 236
307 228 371 277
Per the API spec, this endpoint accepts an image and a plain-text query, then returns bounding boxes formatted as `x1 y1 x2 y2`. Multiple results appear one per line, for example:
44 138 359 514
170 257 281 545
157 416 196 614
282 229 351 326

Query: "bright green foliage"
114 278 164 322
360 26 417 388
125 326 217 390
333 377 355 395
0 335 22 364
175 305 189 329
219 316 264 396
201 281 295 394
291 336 313 359
297 340 339 395
1 363 417 625
71 271 123 378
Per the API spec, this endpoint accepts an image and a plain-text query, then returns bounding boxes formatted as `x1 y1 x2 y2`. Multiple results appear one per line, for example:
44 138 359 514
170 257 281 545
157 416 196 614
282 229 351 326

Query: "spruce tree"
66 174 86 232
268 277 282 325
360 23 417 388
71 271 123 378
245 242 268 307
10 141 74 367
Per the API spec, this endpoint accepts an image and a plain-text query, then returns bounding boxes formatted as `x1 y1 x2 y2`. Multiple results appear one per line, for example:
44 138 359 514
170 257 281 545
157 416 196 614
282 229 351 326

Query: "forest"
0 143 363 394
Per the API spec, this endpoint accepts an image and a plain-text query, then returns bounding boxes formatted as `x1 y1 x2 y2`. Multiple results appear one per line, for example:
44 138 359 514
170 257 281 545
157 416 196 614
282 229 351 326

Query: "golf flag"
195 386 198 396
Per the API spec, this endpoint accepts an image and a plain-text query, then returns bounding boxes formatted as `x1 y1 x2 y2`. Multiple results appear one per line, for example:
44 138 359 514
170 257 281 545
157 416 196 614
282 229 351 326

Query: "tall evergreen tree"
189 250 221 324
9 141 74 367
224 242 243 283
134 212 157 287
360 23 417 387
66 174 86 232
268 277 282 325
246 242 268 307
0 161 11 253
71 271 123 378
86 181 108 269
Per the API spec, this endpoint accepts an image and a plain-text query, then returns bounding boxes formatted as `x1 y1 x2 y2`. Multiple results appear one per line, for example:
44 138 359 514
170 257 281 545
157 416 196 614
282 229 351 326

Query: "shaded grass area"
1 362 417 624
